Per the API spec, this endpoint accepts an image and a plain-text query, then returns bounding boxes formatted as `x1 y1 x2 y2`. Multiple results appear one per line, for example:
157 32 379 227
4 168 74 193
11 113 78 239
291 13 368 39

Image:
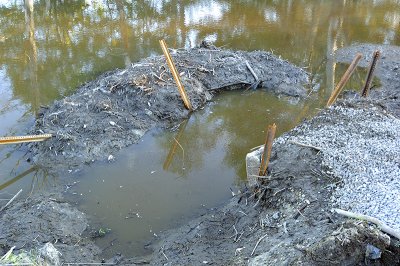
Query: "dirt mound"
149 103 400 265
147 44 400 266
29 46 309 170
0 192 101 264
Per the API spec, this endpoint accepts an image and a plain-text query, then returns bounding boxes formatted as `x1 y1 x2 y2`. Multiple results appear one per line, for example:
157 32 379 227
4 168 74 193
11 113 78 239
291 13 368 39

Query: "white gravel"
280 105 400 230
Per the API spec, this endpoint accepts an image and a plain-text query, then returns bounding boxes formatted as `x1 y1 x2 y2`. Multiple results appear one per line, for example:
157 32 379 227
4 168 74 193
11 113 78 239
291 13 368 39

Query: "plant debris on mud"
29 45 309 171
1 44 399 265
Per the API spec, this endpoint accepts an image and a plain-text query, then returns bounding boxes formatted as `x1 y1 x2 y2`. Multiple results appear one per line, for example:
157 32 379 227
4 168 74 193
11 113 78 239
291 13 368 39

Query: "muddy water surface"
0 0 399 257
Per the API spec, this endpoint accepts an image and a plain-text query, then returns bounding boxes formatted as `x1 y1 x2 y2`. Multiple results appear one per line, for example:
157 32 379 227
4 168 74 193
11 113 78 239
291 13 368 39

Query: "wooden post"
159 39 193 111
258 123 277 176
326 53 362 107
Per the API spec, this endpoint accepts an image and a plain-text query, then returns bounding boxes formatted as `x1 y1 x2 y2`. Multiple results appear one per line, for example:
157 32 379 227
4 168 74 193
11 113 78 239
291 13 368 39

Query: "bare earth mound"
1 44 399 265
29 45 309 171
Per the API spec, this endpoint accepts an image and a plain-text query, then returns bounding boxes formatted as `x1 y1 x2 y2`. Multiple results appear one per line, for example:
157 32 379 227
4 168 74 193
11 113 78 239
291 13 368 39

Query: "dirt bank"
1 44 399 265
148 105 400 266
29 44 309 171
0 189 101 264
145 44 400 265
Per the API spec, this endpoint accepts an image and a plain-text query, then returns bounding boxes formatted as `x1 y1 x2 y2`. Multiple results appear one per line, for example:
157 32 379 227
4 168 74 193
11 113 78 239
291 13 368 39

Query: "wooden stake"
258 123 277 176
326 53 362 107
361 50 380 97
0 134 52 145
159 39 193 111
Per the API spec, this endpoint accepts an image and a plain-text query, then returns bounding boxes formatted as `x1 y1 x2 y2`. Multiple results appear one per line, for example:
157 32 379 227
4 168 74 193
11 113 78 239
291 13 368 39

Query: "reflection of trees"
1 0 399 111
158 91 308 181
158 114 222 177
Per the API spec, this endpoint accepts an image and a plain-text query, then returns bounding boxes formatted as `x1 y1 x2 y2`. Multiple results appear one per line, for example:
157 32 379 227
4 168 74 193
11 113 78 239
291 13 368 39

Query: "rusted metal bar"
361 50 380 97
0 134 52 145
326 53 363 107
159 39 193 111
258 123 277 176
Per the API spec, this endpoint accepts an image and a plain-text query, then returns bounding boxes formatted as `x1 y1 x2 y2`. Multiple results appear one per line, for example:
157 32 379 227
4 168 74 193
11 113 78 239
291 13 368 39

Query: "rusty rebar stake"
326 53 363 107
258 123 276 176
361 50 380 97
159 39 193 111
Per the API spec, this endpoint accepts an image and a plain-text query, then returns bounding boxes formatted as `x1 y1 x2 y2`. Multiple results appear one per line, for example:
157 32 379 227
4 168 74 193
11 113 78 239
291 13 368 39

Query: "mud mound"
29 46 309 170
0 193 100 263
150 102 400 265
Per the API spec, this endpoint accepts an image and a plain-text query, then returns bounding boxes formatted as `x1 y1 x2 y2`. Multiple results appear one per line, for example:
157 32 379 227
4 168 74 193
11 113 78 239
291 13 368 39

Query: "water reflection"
0 0 399 112
71 90 310 256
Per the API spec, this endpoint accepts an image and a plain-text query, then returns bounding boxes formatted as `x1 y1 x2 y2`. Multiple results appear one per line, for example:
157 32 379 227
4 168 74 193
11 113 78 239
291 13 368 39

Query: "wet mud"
29 45 309 171
145 44 400 265
1 44 399 265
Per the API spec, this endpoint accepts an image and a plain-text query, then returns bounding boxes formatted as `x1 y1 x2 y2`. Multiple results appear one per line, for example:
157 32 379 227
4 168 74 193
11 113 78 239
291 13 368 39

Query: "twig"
233 225 238 241
251 233 268 256
245 60 259 81
0 246 15 261
288 140 322 151
0 189 22 212
250 144 263 151
333 208 400 240
161 248 169 261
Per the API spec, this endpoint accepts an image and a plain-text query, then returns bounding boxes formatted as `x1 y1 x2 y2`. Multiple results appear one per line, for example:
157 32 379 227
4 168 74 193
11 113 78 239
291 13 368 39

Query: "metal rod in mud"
361 50 380 97
258 123 276 176
0 134 52 145
159 39 193 111
326 53 363 107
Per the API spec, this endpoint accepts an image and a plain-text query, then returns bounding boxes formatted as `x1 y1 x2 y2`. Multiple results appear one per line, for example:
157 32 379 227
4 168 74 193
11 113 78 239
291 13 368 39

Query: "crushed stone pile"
276 103 400 231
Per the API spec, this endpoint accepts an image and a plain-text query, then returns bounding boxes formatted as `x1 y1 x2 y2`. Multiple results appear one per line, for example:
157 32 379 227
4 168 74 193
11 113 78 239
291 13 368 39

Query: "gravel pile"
279 104 400 230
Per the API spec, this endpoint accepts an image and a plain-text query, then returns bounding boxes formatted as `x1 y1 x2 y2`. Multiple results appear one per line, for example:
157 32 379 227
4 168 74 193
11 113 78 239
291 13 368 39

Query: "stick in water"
326 53 362 107
0 189 22 212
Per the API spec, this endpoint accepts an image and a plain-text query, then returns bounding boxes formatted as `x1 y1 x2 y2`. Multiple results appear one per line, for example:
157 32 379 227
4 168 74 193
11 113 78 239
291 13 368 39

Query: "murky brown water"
0 0 399 258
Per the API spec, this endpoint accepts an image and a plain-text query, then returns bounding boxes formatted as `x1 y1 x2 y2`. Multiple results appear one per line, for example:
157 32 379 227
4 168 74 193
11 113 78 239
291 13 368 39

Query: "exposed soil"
1 44 399 265
142 44 400 265
29 44 309 171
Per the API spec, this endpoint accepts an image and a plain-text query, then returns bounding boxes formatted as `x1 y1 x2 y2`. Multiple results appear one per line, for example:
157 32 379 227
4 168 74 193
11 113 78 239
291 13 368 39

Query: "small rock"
365 244 381 260
39 242 61 266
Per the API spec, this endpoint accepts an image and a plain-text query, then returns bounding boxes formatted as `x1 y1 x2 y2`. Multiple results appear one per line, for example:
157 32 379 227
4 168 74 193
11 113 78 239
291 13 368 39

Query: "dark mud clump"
29 46 309 170
0 192 101 264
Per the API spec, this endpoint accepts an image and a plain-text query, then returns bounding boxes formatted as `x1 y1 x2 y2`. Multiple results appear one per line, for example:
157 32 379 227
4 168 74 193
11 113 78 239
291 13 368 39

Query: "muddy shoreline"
29 45 309 171
1 44 399 265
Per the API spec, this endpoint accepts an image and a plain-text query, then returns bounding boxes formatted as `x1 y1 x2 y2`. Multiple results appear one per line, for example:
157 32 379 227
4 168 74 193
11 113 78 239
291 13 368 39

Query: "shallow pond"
0 0 399 258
